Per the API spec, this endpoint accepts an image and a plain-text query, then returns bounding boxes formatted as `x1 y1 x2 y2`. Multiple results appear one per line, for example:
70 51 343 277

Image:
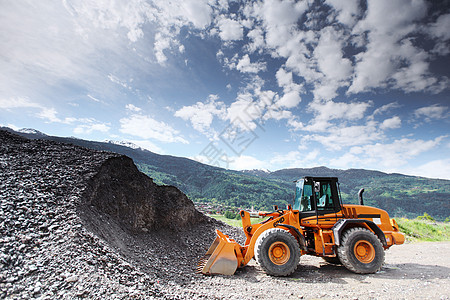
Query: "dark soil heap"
0 130 240 299
83 155 206 233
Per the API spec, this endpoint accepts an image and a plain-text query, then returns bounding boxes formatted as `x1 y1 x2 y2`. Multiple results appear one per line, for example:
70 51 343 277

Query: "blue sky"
1 0 449 179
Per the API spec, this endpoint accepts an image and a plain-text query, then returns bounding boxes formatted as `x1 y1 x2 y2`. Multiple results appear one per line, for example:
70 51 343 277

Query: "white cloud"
74 123 110 134
428 13 450 41
120 114 188 144
126 104 142 112
245 0 448 101
37 108 62 123
153 32 173 64
274 67 303 109
414 104 448 122
128 139 163 153
380 116 401 130
372 102 401 117
142 0 216 64
353 0 426 36
217 18 243 41
87 94 102 103
390 41 441 93
276 90 301 109
179 0 213 29
287 118 304 131
174 80 285 136
312 26 352 100
264 108 292 121
325 0 361 27
307 122 382 150
0 97 79 124
345 136 446 169
65 0 153 43
174 95 225 136
245 0 307 60
270 149 320 169
347 0 445 94
0 0 157 103
428 13 450 56
108 74 131 89
0 97 41 109
328 152 359 169
235 54 266 73
247 27 265 53
301 100 372 132
229 155 267 170
225 92 260 131
402 159 450 180
67 0 210 65
256 0 307 28
0 123 20 131
276 68 294 88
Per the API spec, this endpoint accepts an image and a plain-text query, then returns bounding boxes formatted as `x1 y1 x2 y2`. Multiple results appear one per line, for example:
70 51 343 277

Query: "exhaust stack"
358 188 365 205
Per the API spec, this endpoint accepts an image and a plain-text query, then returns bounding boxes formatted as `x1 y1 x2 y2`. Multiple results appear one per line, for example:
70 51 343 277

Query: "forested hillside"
247 167 450 219
5 128 449 220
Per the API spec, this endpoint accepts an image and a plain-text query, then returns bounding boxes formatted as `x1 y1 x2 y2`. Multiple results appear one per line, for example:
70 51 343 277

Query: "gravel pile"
0 130 241 299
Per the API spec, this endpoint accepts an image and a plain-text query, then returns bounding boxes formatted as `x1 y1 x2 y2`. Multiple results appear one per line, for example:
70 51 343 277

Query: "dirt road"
165 242 450 300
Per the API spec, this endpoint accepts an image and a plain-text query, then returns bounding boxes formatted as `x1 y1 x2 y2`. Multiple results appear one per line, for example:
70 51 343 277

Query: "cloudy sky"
1 0 449 179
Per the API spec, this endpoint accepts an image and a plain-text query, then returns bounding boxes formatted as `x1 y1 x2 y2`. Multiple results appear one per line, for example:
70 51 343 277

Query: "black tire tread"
254 228 300 276
337 227 385 274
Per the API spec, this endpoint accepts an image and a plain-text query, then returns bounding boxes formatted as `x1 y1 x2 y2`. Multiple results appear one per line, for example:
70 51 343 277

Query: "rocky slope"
0 130 241 299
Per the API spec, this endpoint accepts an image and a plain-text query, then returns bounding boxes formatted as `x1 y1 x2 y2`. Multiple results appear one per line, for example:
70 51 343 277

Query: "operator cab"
293 177 341 219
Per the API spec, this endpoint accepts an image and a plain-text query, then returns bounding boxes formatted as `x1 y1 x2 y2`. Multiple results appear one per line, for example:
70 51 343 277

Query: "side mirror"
314 182 320 193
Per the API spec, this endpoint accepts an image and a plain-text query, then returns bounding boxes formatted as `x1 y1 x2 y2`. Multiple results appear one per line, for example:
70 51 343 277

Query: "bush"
224 211 236 219
416 212 435 222
235 212 241 220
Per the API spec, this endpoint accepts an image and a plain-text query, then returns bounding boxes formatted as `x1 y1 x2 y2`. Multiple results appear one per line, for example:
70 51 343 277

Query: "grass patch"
208 214 266 227
208 214 243 227
396 218 450 242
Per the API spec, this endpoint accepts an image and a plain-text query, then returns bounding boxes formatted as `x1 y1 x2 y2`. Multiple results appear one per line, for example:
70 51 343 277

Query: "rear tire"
255 228 300 276
338 227 384 274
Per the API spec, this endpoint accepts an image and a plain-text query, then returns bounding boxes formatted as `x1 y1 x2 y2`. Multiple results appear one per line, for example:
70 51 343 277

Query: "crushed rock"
0 130 242 299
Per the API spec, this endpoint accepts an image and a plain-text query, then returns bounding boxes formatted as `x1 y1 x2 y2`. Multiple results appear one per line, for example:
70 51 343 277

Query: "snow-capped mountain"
241 169 271 177
103 140 141 150
18 128 47 136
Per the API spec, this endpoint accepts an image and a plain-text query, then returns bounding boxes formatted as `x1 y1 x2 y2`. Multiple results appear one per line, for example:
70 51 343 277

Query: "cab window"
316 181 335 211
300 182 313 212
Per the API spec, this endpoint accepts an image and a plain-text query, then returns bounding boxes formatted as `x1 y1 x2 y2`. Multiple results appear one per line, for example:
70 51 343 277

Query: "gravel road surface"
181 241 450 300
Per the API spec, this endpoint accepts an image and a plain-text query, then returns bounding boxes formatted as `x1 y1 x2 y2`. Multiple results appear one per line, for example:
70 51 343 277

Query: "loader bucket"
197 229 239 275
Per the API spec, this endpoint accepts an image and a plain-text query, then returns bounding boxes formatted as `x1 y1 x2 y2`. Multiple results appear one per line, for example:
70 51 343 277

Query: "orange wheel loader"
198 177 405 276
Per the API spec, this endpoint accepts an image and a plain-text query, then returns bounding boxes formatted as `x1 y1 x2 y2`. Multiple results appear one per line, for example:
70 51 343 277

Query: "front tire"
255 228 300 276
338 227 385 274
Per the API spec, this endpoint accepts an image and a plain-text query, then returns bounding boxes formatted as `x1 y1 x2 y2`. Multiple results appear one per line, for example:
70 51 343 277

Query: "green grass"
208 214 267 228
209 214 243 227
396 218 450 242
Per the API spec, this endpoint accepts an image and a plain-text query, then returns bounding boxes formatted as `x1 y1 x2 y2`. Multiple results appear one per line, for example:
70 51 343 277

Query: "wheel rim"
353 240 375 263
268 242 290 265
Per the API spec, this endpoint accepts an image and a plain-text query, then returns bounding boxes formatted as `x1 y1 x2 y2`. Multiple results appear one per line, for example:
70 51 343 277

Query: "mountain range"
3 127 449 220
